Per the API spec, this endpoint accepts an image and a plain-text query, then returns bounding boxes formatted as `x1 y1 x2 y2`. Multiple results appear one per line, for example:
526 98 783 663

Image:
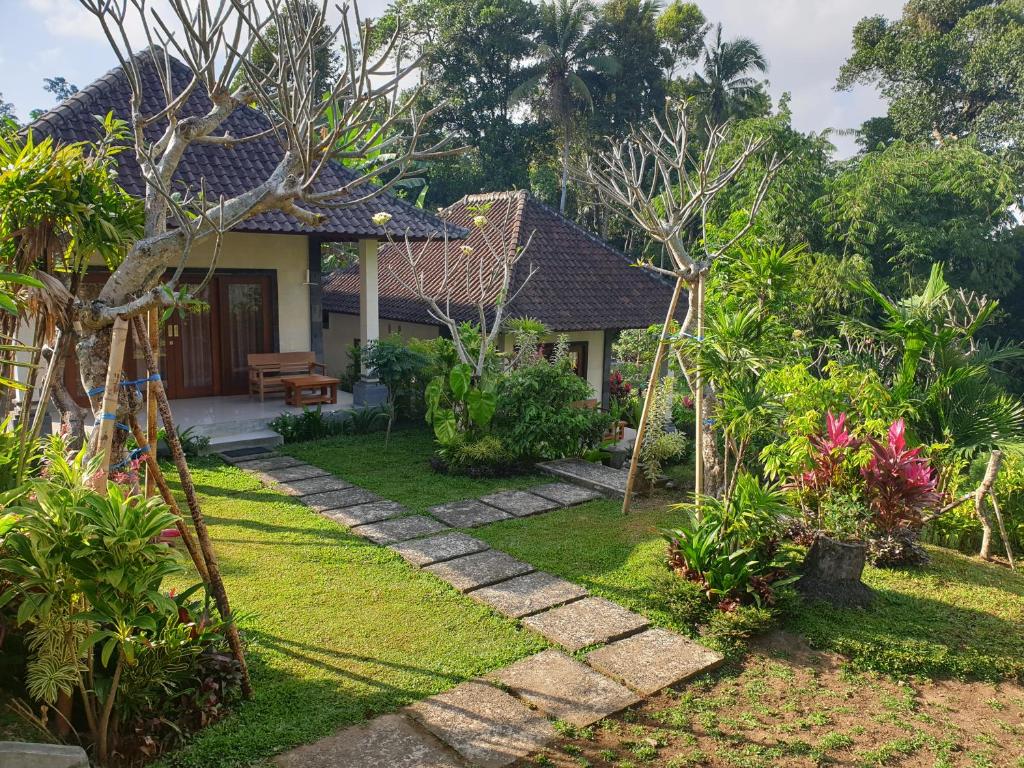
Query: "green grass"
158 459 545 767
472 502 1024 681
281 427 546 514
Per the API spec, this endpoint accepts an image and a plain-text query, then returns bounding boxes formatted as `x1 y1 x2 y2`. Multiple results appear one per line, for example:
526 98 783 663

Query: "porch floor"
170 392 354 439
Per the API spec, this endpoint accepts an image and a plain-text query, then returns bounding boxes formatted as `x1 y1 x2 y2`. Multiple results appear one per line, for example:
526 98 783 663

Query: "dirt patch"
519 631 1024 768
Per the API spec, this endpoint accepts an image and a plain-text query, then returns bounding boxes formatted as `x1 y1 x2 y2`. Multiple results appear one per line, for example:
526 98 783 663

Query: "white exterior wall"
323 312 440 378
186 232 311 352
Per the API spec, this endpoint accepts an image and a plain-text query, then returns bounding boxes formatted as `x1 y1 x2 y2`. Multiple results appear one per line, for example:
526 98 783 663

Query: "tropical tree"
690 23 769 126
656 0 708 78
849 264 1024 467
513 0 610 213
838 0 1024 164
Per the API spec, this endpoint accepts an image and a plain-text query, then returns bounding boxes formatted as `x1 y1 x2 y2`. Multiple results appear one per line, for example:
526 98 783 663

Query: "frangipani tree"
65 0 452 447
579 100 783 507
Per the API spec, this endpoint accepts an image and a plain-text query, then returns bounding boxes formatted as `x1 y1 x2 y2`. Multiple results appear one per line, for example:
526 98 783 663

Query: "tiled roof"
323 190 683 331
25 51 458 241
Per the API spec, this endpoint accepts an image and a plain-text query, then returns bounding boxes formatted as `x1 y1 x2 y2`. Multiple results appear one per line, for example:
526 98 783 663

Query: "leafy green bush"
270 406 387 443
436 434 516 475
0 439 239 764
663 474 801 608
362 335 431 419
493 355 609 461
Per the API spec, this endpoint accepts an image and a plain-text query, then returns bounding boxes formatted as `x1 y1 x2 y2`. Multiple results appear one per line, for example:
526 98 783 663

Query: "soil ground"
517 631 1024 768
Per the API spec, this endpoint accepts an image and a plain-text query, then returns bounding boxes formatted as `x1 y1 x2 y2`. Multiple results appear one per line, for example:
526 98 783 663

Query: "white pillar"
358 237 380 379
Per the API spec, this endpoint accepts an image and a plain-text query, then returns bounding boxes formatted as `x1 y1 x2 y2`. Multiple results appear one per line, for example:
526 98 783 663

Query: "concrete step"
536 458 630 498
205 429 283 456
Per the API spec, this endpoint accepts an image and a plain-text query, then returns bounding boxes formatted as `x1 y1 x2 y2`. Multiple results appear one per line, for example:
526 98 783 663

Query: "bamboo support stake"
622 277 685 514
693 272 705 507
990 493 1017 571
127 414 211 582
131 316 252 698
93 316 130 488
145 307 159 498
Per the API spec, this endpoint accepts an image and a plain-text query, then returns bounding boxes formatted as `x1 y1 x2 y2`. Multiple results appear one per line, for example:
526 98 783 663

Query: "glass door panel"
219 276 272 394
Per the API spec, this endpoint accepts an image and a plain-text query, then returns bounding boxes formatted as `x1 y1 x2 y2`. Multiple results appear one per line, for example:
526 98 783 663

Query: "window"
322 310 330 329
539 341 588 379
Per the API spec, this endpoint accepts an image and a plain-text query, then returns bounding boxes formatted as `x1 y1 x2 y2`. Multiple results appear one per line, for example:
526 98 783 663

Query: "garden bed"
514 631 1024 768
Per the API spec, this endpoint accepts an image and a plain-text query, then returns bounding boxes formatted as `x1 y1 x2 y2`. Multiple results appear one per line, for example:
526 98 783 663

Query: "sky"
1 0 904 157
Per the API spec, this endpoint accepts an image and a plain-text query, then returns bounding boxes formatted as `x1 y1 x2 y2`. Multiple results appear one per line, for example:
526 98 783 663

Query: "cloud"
25 0 106 41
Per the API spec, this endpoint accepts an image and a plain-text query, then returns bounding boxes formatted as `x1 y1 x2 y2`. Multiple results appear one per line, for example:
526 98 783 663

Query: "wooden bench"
247 352 325 401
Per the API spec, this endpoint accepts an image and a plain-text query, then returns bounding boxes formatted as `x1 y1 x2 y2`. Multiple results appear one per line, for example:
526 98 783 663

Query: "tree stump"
797 536 873 608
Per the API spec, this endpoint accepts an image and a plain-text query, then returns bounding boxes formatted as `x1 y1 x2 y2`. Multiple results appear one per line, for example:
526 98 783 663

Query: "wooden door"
164 281 218 399
218 275 273 394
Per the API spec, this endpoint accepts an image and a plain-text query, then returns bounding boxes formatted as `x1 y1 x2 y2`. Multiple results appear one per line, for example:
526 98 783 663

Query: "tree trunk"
559 124 570 215
797 536 873 608
975 450 1002 560
700 388 725 498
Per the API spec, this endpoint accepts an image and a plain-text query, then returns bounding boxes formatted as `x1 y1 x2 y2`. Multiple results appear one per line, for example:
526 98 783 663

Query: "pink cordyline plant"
799 411 860 492
860 418 940 533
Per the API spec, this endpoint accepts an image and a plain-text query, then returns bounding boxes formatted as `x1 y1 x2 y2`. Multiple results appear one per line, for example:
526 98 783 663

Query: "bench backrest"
247 352 316 370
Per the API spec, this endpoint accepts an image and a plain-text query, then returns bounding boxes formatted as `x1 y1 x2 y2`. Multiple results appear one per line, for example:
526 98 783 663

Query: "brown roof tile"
323 190 683 331
26 51 458 242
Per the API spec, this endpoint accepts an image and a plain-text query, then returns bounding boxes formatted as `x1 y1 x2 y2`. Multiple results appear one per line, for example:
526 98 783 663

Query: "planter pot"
796 536 873 608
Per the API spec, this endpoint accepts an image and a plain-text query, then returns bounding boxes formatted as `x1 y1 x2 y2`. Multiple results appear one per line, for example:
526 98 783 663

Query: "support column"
353 237 388 407
307 236 324 362
601 329 619 409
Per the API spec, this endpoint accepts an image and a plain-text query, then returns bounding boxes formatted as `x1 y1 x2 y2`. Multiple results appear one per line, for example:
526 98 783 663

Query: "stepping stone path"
390 532 490 567
469 571 587 618
429 499 512 528
586 628 725 695
352 515 449 545
327 500 409 528
274 713 465 768
522 596 650 652
407 681 555 768
529 481 604 506
424 550 534 593
478 489 560 517
490 649 640 727
228 452 723 767
537 457 630 498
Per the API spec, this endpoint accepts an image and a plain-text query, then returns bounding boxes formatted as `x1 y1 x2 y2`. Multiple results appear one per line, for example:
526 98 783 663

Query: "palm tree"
692 23 768 126
513 0 614 213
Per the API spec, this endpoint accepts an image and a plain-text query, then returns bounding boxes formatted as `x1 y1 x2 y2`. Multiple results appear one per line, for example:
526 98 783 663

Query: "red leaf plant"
860 418 940 533
799 411 860 493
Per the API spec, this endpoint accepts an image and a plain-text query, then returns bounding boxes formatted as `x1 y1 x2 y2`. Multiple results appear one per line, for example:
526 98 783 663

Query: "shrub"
362 335 431 420
493 355 609 461
860 418 940 534
638 378 687 483
270 406 387 443
0 440 239 764
663 474 801 608
434 434 519 476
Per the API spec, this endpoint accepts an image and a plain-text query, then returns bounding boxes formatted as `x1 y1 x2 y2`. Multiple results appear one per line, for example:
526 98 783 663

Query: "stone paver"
585 628 724 695
537 458 629 498
424 550 534 593
260 464 332 483
478 490 560 518
326 500 409 528
429 499 513 528
274 713 466 768
351 515 449 545
389 532 490 567
528 481 604 507
490 650 640 727
235 455 303 472
522 597 650 652
407 681 555 768
469 571 587 618
274 474 354 497
302 487 384 512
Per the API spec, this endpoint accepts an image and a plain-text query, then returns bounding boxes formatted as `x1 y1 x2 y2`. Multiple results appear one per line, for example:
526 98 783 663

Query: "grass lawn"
473 499 1024 682
281 427 546 513
158 458 545 768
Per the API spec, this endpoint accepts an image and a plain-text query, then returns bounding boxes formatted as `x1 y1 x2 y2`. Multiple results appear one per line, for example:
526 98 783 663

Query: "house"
322 190 678 403
26 52 455 441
